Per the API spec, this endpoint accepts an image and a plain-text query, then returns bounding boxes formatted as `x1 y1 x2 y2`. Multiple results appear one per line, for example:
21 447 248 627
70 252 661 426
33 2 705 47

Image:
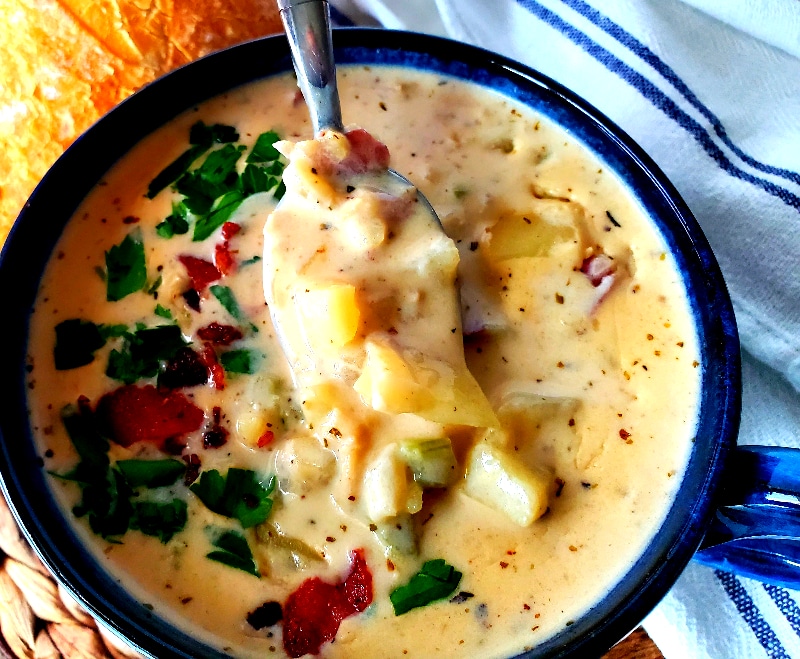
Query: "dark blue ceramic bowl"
0 29 741 658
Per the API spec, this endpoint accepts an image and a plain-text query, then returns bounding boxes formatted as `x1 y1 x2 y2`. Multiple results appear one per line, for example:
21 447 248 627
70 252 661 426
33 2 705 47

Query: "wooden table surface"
604 627 664 659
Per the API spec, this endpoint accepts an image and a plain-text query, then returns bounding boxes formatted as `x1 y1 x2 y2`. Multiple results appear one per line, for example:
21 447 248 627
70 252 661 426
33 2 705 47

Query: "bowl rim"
0 27 741 659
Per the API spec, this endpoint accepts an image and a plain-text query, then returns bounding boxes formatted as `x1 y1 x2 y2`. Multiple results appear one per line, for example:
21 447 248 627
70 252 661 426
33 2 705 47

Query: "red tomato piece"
282 548 373 657
178 255 221 291
95 385 204 449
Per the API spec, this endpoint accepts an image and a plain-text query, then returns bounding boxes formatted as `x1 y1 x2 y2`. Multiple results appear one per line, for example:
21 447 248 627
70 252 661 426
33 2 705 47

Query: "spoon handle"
278 0 344 134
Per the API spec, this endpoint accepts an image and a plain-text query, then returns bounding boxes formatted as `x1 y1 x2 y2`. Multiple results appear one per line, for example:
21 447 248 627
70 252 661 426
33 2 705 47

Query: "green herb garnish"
209 284 243 321
190 468 275 528
220 349 257 375
389 559 463 615
54 319 106 370
130 499 188 543
106 324 187 384
105 229 147 302
146 122 240 199
156 204 190 238
192 189 245 242
57 405 188 543
154 304 173 320
117 459 185 488
152 126 285 241
206 529 260 577
246 130 281 163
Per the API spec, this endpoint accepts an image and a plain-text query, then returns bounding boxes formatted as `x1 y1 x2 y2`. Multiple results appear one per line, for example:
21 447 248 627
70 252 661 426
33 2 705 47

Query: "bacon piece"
95 384 204 449
200 344 225 390
282 548 373 658
341 128 390 175
221 222 241 240
580 253 620 312
214 241 237 276
196 322 243 346
580 253 616 286
178 255 221 291
159 347 209 389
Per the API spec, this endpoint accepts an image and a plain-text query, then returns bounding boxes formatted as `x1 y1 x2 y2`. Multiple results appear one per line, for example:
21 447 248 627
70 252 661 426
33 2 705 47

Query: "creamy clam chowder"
27 66 700 658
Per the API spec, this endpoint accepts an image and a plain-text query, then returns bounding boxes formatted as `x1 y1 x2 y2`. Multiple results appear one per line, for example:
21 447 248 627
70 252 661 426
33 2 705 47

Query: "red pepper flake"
499 561 509 569
523 603 531 610
197 322 243 346
257 430 275 448
122 215 140 224
619 428 632 441
178 255 221 292
282 548 373 658
95 384 204 449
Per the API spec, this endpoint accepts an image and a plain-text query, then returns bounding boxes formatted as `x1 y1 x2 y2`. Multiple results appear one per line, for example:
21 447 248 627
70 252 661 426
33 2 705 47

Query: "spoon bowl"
277 0 444 228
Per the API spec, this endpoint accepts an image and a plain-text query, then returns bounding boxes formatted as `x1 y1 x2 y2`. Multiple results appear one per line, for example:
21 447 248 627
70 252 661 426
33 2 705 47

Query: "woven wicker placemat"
0 495 143 659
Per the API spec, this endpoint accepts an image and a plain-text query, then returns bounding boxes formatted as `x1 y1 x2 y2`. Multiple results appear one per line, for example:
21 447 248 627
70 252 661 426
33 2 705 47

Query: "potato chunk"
486 198 587 265
464 442 550 526
297 283 360 351
363 444 422 522
354 340 434 414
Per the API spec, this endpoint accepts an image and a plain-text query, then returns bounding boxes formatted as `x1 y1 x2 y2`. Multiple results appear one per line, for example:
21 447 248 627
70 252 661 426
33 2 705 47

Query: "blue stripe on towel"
716 570 792 658
514 0 800 212
558 0 800 186
763 583 800 638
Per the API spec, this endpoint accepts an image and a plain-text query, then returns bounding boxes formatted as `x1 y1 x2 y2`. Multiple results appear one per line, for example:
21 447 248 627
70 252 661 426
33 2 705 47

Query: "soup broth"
27 66 700 658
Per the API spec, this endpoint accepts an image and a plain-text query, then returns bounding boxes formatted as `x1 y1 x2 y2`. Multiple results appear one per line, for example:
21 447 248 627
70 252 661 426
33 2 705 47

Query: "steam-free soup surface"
27 66 700 658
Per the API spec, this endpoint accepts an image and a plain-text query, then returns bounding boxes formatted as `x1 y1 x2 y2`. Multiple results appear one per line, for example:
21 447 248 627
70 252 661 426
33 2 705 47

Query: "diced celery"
399 437 457 488
464 442 550 526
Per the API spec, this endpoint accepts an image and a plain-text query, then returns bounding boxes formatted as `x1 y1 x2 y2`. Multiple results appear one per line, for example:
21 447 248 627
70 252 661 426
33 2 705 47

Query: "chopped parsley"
151 124 286 241
193 190 245 242
210 284 243 321
389 559 463 615
206 529 260 577
156 203 190 238
105 229 147 302
106 324 188 384
190 468 275 528
146 122 240 199
116 458 185 488
220 349 258 375
54 319 106 370
154 304 173 320
57 404 188 543
130 499 188 543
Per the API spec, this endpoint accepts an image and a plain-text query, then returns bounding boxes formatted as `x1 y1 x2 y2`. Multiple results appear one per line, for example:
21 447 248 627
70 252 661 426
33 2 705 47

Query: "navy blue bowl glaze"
0 28 740 659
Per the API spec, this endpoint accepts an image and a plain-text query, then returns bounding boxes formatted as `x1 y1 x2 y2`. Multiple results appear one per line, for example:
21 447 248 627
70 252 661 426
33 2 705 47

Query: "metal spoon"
276 0 443 227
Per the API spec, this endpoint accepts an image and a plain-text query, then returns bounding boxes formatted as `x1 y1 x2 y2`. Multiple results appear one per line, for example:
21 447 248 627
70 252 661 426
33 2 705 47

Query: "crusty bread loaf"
0 0 283 244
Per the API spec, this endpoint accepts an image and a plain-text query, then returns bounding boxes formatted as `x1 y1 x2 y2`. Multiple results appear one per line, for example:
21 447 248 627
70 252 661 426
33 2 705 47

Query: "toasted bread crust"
0 0 283 243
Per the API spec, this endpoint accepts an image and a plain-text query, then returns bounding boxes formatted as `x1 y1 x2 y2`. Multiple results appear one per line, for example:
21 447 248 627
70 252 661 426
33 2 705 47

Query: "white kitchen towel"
330 1 800 657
